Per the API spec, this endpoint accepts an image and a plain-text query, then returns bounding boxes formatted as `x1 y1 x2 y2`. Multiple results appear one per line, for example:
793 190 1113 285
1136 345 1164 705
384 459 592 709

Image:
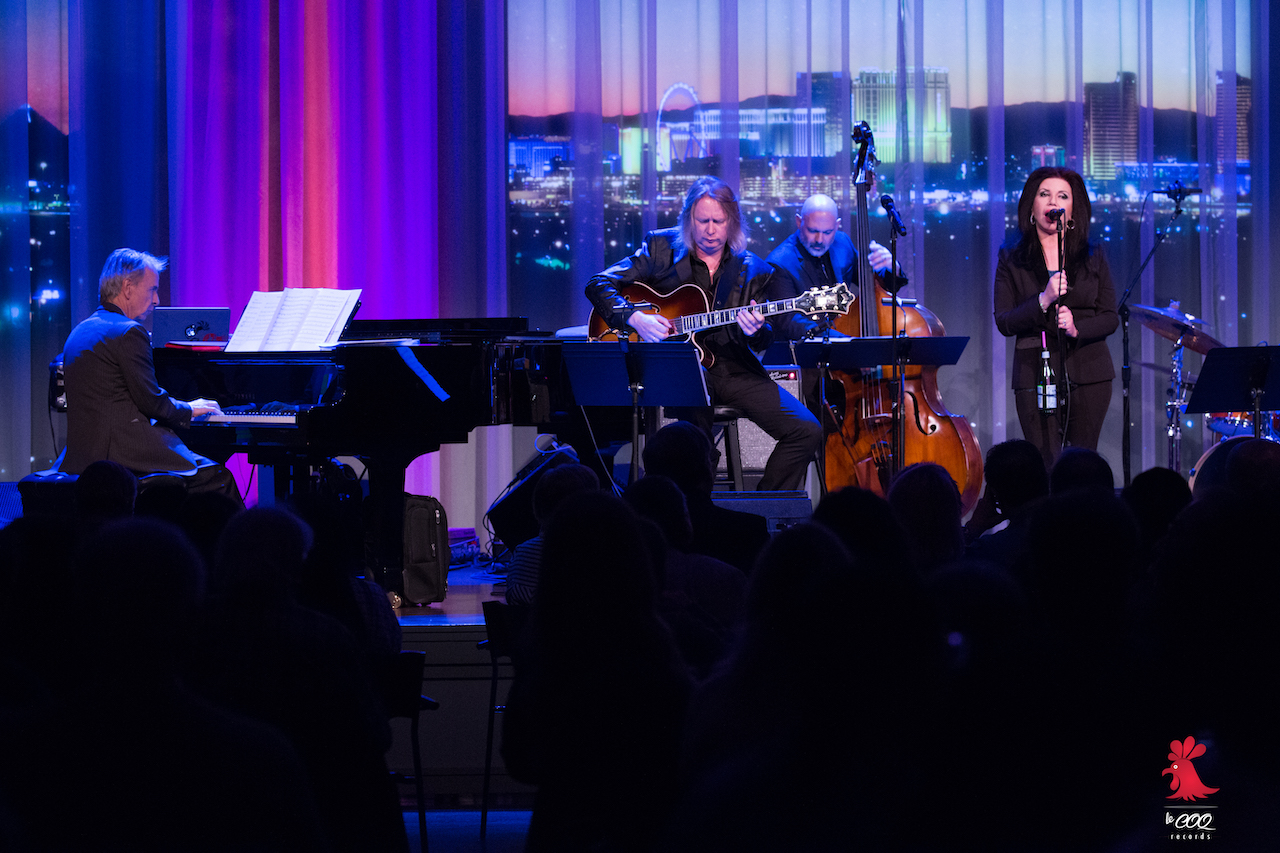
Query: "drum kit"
1130 301 1278 481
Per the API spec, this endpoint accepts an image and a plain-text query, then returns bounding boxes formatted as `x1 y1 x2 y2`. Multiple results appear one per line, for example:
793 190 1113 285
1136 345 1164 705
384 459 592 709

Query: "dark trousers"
689 367 823 491
1015 380 1112 470
184 458 245 504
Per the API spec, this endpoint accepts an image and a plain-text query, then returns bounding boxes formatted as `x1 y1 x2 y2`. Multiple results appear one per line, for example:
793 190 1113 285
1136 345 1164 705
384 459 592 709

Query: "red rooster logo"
1162 736 1219 801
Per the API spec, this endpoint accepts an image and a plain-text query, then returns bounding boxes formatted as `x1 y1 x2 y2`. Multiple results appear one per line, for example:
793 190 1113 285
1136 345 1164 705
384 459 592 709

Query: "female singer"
994 167 1118 468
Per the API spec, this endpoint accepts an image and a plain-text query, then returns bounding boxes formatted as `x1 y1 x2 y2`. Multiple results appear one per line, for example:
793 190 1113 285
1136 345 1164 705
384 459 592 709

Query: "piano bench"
17 469 79 521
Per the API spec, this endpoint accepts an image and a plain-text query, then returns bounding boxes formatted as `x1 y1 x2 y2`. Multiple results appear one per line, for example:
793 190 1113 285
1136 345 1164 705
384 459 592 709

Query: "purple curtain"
169 0 439 322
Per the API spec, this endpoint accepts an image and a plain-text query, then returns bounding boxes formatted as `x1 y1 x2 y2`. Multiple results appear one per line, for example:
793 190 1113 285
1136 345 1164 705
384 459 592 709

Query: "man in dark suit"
59 249 238 498
765 193 898 296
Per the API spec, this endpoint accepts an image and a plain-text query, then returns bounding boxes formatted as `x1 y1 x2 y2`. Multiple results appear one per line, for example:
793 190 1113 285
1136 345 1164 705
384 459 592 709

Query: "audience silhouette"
624 474 746 676
502 491 691 852
642 421 769 574
7 425 1276 850
1 517 328 852
505 462 600 606
189 507 407 853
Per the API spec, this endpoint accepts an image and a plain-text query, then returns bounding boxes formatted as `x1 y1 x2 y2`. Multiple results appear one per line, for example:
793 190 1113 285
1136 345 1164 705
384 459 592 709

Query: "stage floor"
394 560 505 628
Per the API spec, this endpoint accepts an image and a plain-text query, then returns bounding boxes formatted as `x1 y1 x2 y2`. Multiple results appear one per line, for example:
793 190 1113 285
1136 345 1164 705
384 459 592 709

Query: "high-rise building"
1215 72 1251 163
806 71 848 156
850 68 951 164
1083 72 1137 182
1032 145 1066 168
508 136 573 181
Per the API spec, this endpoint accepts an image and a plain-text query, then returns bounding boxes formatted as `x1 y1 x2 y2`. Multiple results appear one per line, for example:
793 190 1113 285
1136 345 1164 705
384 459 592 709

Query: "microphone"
1045 208 1066 222
880 194 907 236
1157 180 1202 201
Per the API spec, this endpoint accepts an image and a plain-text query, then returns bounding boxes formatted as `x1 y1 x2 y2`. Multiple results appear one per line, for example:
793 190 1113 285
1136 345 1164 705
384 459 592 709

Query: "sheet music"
225 292 283 352
227 288 362 352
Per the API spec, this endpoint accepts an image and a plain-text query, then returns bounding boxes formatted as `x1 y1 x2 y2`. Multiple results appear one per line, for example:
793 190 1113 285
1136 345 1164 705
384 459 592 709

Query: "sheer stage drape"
508 0 1274 481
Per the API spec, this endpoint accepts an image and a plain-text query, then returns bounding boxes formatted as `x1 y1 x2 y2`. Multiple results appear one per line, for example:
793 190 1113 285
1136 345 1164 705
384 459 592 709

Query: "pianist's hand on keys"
190 398 224 421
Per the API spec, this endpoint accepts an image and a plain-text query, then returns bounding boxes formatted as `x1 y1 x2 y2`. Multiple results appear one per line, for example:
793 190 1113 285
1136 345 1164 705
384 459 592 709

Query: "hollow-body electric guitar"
588 282 853 367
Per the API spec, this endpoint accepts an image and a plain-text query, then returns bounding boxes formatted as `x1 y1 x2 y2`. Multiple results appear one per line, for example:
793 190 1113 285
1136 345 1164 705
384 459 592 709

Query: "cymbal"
1130 303 1225 355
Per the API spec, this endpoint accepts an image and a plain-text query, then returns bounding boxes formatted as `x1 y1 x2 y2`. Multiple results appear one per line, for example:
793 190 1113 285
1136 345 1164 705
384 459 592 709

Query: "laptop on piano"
152 307 231 347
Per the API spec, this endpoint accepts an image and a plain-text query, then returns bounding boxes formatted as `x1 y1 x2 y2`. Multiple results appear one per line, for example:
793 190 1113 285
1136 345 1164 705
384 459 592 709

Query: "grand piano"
153 318 628 591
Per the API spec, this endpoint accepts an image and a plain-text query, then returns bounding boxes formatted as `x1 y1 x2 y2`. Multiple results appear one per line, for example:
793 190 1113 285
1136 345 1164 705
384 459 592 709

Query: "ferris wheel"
656 82 710 164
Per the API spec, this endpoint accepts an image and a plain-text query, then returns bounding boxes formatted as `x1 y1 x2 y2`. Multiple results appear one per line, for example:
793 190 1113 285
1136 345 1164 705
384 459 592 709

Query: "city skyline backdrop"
502 0 1262 480
508 0 1249 117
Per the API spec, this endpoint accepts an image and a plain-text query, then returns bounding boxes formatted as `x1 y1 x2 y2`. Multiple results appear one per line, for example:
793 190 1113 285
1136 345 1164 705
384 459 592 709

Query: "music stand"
561 340 708 483
790 335 969 371
1185 346 1280 440
790 335 970 484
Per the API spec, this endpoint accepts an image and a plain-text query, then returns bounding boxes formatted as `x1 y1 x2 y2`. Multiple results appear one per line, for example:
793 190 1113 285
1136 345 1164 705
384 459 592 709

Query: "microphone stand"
1116 191 1186 486
887 220 904 478
1054 214 1068 448
618 335 645 485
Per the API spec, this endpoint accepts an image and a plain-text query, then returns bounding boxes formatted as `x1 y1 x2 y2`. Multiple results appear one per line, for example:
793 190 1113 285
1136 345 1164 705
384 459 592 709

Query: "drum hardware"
1185 345 1280 483
1132 302 1223 475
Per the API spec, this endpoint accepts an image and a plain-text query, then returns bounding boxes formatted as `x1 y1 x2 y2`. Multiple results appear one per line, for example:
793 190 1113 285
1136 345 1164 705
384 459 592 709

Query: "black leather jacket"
585 228 816 376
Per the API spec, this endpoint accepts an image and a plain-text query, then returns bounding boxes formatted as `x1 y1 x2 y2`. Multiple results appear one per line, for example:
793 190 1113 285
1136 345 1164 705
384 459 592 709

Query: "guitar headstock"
795 283 855 316
852 121 878 190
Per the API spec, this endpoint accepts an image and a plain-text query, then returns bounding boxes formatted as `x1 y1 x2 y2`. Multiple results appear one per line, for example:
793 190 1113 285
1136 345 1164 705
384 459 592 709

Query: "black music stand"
561 340 708 484
1185 346 1280 440
790 335 969 371
791 335 970 484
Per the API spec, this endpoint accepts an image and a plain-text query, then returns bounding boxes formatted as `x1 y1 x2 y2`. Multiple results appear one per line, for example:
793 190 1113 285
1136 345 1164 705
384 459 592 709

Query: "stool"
17 469 79 520
713 406 746 491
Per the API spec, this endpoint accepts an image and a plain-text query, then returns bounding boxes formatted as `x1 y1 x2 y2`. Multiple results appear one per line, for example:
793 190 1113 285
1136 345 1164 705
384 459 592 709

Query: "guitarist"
586 176 823 491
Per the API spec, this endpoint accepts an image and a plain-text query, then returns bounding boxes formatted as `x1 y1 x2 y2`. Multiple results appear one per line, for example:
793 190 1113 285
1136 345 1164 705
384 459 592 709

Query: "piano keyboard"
206 412 298 426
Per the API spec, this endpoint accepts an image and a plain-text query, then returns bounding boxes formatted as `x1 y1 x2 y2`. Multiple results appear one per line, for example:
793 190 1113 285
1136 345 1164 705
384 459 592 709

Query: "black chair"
382 650 441 853
477 599 523 840
713 406 746 491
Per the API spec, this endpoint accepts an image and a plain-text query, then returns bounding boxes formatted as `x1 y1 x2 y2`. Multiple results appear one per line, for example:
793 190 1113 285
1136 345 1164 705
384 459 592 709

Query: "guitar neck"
671 296 801 336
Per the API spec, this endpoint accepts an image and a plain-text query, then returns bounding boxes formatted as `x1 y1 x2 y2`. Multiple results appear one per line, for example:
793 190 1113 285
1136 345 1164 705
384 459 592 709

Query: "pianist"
57 249 240 500
586 176 823 491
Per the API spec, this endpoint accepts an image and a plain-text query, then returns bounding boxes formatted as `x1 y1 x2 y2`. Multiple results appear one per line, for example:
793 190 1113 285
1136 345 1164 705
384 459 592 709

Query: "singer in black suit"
994 167 1118 468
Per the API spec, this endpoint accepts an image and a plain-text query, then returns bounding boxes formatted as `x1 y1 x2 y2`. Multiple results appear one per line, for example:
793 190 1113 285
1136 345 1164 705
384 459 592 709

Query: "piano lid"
342 317 530 343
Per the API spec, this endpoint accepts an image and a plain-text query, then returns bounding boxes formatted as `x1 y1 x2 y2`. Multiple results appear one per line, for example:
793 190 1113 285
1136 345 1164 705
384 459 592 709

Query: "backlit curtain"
59 0 513 521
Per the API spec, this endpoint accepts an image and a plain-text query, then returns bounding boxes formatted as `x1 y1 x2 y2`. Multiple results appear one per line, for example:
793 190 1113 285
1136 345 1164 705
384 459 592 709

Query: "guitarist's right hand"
629 310 673 343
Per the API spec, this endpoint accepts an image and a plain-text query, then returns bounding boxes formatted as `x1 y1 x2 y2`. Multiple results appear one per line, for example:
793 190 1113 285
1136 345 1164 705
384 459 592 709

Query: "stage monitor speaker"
724 366 802 471
710 489 813 534
485 447 578 549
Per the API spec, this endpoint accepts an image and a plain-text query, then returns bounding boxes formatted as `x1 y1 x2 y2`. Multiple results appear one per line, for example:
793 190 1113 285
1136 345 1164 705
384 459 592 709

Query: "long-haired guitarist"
585 176 823 491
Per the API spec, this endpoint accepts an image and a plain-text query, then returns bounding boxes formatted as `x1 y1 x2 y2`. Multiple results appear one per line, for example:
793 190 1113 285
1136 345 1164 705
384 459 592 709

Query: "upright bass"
822 123 984 512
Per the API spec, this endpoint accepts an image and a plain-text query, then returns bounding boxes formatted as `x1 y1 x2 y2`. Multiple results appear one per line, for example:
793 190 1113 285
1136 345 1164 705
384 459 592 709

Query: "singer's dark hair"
1012 167 1093 272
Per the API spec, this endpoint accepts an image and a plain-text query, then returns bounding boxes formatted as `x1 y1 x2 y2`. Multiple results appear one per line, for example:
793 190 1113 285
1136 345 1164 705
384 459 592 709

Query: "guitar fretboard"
671 297 800 335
